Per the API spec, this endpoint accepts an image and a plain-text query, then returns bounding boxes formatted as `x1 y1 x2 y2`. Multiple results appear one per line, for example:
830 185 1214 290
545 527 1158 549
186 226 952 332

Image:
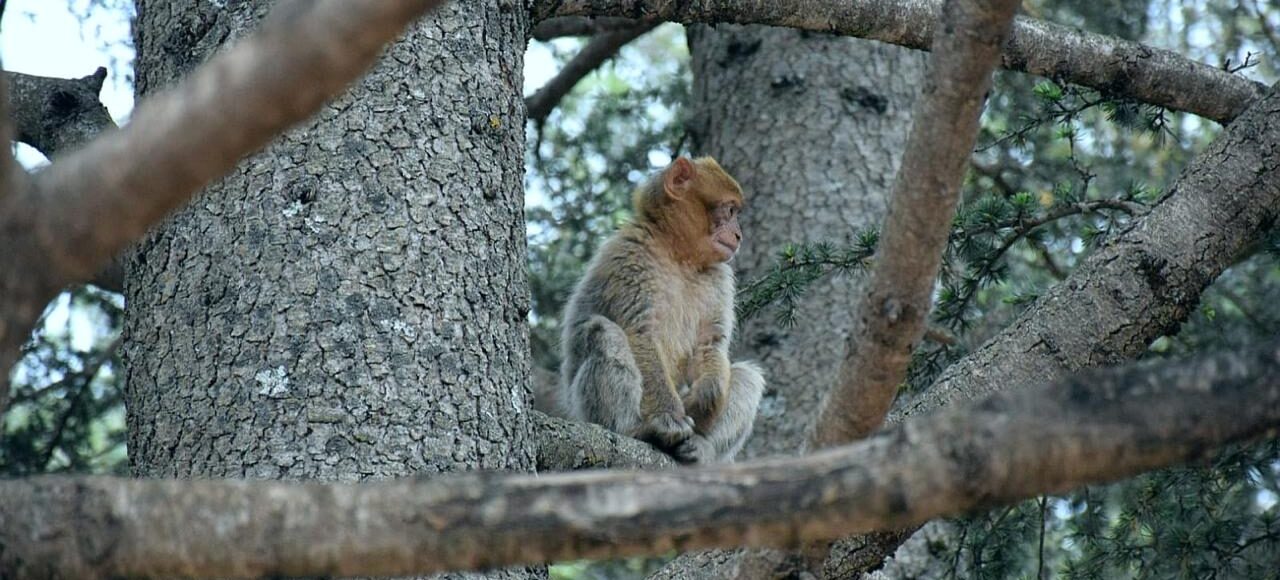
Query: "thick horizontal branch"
532 410 675 471
532 0 1265 124
5 68 116 158
531 16 641 40
0 0 443 408
814 0 1019 448
3 342 1278 578
526 22 657 123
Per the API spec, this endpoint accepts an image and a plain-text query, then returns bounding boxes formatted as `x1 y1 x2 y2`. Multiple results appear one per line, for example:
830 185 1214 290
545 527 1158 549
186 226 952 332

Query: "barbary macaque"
554 156 764 464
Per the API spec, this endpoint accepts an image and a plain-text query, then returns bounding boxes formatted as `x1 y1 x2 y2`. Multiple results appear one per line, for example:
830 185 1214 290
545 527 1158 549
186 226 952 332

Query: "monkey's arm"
627 331 696 448
684 320 732 430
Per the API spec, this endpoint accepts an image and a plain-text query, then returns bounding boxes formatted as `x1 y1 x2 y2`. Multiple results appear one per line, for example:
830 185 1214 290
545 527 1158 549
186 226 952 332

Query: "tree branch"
812 0 1020 448
0 0 444 410
836 79 1280 576
532 410 675 471
6 69 125 291
5 68 116 158
531 0 1265 124
530 16 640 41
525 22 657 124
896 80 1280 424
3 341 1278 578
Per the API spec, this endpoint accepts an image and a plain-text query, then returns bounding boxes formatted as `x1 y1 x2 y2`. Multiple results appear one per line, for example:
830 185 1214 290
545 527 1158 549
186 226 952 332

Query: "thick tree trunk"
655 26 925 578
124 1 539 578
687 26 924 459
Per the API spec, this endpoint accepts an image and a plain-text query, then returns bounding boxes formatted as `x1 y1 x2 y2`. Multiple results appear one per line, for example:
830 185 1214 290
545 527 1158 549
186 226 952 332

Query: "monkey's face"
708 201 742 263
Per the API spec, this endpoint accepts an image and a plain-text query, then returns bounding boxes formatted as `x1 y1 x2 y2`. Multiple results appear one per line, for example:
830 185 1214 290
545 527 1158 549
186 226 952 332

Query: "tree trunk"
124 2 539 578
688 24 924 469
654 25 925 578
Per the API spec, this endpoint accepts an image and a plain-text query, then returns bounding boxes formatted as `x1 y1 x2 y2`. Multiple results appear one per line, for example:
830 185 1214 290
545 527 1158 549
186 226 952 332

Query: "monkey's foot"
636 411 695 450
671 434 715 464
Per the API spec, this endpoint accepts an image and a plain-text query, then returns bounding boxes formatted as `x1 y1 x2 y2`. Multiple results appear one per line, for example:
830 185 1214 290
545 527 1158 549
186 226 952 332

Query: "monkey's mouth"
714 238 739 256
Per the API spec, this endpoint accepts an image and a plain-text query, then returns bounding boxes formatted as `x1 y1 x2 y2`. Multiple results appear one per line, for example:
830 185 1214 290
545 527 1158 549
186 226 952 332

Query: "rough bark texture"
0 73 26 401
4 68 115 158
4 341 1279 579
533 410 675 471
658 22 924 580
533 0 1264 124
124 1 539 578
687 28 923 459
530 16 643 40
813 0 1018 448
5 69 123 290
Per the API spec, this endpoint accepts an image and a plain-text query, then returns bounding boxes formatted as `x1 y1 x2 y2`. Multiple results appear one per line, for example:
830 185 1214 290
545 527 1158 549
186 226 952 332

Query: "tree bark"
4 68 114 158
3 340 1278 579
530 16 642 40
124 1 539 579
688 29 924 459
533 411 675 471
533 0 1264 124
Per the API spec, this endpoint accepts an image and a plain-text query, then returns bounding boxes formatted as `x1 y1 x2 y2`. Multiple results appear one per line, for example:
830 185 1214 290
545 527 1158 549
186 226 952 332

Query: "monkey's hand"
683 376 727 430
672 434 716 464
635 411 695 451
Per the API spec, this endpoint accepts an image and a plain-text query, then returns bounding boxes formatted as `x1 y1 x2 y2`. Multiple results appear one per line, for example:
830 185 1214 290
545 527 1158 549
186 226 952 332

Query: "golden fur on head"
633 157 743 219
632 157 744 268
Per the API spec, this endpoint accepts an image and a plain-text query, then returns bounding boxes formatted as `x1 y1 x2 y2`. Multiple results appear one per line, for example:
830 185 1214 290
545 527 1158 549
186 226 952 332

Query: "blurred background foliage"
4 0 1280 578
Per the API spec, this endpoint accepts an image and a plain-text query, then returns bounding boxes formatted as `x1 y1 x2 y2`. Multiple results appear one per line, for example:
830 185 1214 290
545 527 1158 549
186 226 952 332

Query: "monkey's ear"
664 157 696 200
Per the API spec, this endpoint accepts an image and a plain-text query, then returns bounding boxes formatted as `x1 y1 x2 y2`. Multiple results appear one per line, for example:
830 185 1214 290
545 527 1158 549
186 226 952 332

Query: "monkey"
553 156 765 464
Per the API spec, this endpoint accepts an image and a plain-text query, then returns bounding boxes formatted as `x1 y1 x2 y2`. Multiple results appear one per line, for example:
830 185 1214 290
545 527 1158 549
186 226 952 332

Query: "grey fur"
554 225 765 463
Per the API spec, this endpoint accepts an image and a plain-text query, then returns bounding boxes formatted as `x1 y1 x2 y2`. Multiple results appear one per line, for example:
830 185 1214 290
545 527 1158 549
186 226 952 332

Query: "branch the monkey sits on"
552 156 764 464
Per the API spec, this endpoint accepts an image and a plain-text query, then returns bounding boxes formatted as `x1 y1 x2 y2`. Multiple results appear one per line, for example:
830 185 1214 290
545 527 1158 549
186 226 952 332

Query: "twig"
526 22 657 123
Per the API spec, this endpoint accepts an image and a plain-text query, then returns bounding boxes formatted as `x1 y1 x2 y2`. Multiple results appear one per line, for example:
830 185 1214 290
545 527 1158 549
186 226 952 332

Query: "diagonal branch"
812 0 1020 448
0 0 445 410
531 0 1265 124
831 76 1280 576
2 341 1278 578
525 22 658 123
